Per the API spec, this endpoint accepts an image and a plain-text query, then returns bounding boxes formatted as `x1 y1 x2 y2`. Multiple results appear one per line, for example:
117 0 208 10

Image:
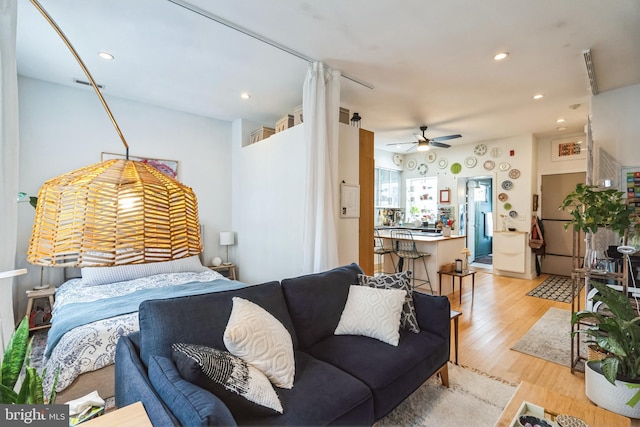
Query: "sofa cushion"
148 355 237 427
358 271 420 333
308 330 449 420
223 297 295 389
281 263 363 350
234 351 374 426
334 285 406 346
172 343 283 415
139 281 297 365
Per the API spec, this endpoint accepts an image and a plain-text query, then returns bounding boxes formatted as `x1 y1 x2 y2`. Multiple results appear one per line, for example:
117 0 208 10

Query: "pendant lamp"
26 0 202 267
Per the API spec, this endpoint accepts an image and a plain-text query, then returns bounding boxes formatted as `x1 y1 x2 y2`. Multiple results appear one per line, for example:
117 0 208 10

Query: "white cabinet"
493 231 528 273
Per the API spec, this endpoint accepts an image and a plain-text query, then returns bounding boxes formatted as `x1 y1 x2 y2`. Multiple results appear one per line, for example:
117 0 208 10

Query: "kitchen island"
377 229 466 296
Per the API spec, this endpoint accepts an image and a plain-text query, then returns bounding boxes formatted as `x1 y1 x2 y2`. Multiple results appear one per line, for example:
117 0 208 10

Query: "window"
406 177 438 224
375 168 401 208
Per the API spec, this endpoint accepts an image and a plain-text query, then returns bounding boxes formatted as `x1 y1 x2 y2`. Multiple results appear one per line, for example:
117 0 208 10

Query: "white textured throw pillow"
224 297 295 389
334 285 406 346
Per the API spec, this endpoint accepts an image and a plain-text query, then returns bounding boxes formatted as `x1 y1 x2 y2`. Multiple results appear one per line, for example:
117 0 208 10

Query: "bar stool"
374 229 396 275
390 229 433 293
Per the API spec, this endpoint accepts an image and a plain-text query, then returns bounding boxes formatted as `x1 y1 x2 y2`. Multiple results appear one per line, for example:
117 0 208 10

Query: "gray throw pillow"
357 271 420 333
172 342 283 415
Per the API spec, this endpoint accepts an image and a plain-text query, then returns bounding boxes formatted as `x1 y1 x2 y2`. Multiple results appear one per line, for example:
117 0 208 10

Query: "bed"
40 256 246 402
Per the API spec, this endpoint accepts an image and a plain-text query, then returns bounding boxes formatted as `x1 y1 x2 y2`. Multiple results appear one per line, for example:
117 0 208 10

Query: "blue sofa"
115 263 451 426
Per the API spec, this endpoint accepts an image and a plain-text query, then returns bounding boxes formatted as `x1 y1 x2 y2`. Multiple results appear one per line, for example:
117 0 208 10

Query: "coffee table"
494 381 630 427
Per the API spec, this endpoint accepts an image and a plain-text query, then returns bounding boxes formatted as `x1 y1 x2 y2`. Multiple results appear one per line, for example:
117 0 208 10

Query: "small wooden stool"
25 287 56 331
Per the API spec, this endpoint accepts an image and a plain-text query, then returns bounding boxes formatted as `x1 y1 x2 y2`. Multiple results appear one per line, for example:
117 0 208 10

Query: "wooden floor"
429 265 590 402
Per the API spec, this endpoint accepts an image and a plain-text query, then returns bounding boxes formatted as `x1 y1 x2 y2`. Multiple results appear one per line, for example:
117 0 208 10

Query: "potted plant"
560 183 634 270
0 316 57 404
572 281 640 418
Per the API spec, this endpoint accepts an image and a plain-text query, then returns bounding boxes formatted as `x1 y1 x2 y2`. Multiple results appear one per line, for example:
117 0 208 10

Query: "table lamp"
220 232 235 265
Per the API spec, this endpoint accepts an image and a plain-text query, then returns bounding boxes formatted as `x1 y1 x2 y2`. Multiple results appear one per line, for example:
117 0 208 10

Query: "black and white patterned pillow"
357 271 420 333
172 343 283 415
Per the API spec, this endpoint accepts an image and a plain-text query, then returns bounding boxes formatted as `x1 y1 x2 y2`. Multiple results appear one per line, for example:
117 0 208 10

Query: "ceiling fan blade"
429 140 451 148
431 134 461 142
413 133 427 142
386 141 417 146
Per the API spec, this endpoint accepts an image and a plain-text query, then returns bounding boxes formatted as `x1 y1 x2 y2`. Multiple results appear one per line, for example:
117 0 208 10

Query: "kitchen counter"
377 230 466 296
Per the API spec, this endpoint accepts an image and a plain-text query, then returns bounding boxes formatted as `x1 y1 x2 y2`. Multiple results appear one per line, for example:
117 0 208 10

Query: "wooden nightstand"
25 286 55 332
209 264 237 280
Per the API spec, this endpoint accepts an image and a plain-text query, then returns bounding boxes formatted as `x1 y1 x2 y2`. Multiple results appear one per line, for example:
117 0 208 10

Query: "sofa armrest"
148 355 237 427
115 334 179 427
412 292 451 340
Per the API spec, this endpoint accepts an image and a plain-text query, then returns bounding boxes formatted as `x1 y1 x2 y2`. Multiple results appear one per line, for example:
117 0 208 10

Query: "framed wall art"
439 189 450 204
551 137 586 162
101 152 179 179
621 166 640 216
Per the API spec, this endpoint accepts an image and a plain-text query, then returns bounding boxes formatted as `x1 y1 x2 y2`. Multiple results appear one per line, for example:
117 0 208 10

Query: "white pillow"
81 255 208 286
334 285 406 346
223 297 295 389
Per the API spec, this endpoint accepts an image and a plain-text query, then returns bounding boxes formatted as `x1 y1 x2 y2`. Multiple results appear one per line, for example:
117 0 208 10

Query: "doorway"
464 177 493 265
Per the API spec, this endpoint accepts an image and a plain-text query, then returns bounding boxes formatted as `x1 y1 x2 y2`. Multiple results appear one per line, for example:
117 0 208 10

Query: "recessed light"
556 118 566 123
240 92 250 99
98 51 114 60
533 94 544 100
494 52 509 61
557 127 567 131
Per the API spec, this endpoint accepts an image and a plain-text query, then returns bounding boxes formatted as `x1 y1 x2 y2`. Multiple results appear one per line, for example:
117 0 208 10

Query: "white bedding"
42 270 228 395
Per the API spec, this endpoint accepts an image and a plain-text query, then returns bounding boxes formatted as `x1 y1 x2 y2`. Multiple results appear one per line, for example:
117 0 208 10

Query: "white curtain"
0 0 19 354
302 62 341 273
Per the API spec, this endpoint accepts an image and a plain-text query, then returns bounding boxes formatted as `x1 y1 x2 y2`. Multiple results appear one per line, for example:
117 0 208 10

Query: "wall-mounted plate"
406 158 417 171
464 156 477 168
483 160 495 171
501 180 513 190
438 158 448 169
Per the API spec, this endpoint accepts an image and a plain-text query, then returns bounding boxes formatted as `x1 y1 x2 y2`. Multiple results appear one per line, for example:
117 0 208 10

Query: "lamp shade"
220 232 235 246
28 159 202 267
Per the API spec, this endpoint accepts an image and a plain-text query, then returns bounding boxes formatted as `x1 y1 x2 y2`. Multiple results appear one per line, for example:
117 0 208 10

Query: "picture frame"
439 189 450 204
551 137 586 162
340 183 360 218
101 152 179 179
621 166 640 215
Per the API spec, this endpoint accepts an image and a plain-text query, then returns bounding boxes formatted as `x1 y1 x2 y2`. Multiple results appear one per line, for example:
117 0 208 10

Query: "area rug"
527 275 575 303
376 363 516 426
474 255 493 265
511 307 586 367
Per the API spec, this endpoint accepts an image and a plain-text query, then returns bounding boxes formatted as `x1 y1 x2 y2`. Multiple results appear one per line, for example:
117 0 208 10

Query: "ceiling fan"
388 126 461 152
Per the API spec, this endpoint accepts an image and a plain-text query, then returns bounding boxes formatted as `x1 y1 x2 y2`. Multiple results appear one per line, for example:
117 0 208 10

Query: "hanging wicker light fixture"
26 0 201 267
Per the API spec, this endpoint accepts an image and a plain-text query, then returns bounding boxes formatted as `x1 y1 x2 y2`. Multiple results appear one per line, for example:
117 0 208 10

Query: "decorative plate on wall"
498 192 508 202
474 144 487 156
503 202 512 210
491 147 502 158
464 156 477 168
417 163 428 175
450 162 462 174
508 168 521 179
501 180 513 190
406 158 417 171
393 154 403 167
509 210 518 218
483 160 495 171
499 162 511 171
425 152 437 163
438 158 448 169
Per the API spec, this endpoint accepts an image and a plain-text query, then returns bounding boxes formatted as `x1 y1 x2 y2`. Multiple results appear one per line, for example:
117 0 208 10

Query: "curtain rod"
167 0 374 90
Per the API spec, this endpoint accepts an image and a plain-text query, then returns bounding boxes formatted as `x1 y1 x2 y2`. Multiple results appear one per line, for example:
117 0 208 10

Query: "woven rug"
376 363 516 426
511 307 586 367
527 275 576 303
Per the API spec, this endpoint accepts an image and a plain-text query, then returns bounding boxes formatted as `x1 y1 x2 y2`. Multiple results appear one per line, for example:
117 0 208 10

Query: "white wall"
591 84 640 179
16 77 233 319
231 122 360 284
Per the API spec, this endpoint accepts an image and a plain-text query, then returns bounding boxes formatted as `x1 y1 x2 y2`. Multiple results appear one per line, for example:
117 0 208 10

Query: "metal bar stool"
390 229 433 293
374 229 396 275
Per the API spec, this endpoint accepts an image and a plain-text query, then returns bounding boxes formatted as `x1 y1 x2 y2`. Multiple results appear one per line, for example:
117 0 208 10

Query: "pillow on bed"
81 255 208 286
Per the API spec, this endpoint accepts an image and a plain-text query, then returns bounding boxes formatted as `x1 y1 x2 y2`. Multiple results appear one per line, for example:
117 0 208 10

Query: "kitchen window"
374 168 401 208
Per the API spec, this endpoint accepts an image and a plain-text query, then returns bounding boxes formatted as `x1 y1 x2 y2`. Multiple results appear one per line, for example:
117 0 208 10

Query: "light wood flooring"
441 266 588 402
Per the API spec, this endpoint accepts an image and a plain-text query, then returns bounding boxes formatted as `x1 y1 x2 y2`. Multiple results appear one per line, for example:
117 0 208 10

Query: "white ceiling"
16 0 640 152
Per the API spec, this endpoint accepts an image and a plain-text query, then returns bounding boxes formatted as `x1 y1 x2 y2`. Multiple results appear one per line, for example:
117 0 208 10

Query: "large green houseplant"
572 281 640 417
560 183 632 237
0 316 57 404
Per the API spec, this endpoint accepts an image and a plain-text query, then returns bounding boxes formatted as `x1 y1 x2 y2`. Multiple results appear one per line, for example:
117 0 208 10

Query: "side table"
81 402 152 427
438 270 476 304
209 263 237 280
25 286 55 332
450 310 462 365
